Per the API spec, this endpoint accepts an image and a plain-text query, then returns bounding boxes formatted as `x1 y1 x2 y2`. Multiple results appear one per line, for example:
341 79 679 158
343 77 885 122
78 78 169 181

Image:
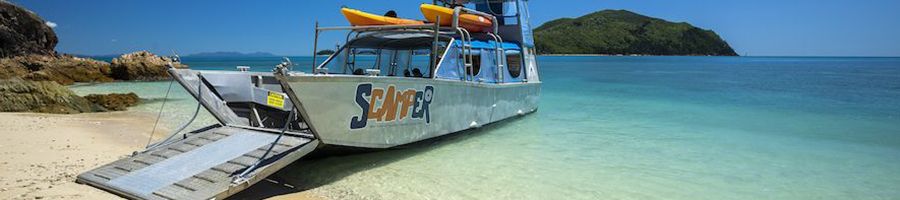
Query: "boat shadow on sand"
228 114 537 199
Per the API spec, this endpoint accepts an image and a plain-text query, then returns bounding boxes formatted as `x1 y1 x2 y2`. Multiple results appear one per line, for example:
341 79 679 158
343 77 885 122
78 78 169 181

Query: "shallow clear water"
73 56 900 199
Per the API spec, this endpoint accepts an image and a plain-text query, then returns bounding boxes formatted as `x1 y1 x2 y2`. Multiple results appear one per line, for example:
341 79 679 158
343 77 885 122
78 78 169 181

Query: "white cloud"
45 21 57 28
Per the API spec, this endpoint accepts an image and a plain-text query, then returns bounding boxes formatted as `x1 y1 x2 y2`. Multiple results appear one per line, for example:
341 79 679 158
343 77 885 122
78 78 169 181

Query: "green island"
534 10 738 56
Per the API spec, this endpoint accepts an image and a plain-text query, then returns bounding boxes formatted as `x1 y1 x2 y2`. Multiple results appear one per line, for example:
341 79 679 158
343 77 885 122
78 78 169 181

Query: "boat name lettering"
350 83 433 129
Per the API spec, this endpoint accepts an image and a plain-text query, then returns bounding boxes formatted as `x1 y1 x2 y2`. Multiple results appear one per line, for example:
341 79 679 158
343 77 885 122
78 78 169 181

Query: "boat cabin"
313 0 538 84
316 30 527 83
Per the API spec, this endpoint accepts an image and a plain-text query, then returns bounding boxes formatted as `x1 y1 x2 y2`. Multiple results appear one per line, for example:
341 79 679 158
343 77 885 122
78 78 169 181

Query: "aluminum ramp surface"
77 126 318 200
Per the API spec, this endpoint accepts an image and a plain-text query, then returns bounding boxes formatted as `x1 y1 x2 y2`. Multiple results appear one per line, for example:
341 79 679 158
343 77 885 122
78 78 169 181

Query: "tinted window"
507 53 522 78
469 55 481 76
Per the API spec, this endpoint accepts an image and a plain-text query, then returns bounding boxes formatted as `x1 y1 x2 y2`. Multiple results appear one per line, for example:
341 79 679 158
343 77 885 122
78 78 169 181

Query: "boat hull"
285 75 540 148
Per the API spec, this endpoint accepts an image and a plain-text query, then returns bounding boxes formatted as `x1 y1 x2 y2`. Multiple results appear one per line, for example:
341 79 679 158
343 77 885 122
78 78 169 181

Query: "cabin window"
319 47 431 77
352 49 379 75
469 54 481 76
436 44 463 80
507 53 522 78
378 50 407 76
391 50 412 76
317 47 379 74
408 50 432 78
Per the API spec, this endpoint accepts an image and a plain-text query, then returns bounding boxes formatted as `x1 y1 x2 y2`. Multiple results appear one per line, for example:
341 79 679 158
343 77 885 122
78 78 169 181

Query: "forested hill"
533 10 738 56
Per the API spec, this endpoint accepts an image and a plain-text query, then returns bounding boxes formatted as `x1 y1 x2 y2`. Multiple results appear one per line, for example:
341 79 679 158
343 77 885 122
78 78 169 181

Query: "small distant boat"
341 7 425 26
420 4 493 32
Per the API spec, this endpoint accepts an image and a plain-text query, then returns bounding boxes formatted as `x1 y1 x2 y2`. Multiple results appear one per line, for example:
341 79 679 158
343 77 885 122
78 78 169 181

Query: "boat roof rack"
310 6 503 73
317 23 438 32
315 24 469 36
345 31 454 50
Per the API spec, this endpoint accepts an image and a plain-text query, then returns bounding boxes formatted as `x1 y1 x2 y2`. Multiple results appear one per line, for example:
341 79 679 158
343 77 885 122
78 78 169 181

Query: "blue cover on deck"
455 40 521 50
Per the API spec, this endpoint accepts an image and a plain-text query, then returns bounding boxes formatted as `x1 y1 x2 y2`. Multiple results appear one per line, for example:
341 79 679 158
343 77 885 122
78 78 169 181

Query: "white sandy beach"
0 112 164 199
0 111 325 200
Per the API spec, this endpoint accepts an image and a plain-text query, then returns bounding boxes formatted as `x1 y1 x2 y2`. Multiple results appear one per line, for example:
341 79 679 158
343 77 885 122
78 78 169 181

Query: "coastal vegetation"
534 10 738 56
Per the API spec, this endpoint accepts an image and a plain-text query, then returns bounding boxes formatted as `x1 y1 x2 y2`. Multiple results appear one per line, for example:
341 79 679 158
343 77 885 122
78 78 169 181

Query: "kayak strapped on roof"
420 4 494 33
341 7 425 26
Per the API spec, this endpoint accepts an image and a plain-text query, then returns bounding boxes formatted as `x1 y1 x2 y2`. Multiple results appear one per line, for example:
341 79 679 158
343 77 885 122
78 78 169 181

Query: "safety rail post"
452 7 462 30
487 32 505 82
312 21 319 73
460 28 473 82
431 16 441 75
451 7 465 80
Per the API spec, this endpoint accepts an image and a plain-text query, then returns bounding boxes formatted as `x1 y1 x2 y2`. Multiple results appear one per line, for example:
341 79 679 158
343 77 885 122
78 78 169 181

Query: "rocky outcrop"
0 3 170 114
0 78 102 114
0 1 58 57
84 93 139 111
110 51 186 81
0 54 113 85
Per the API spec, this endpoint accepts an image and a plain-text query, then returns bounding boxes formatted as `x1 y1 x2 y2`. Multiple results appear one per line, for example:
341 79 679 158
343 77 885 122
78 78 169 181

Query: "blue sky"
12 0 900 56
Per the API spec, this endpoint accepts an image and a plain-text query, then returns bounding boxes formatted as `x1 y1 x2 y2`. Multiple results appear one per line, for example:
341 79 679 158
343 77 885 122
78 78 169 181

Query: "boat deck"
76 126 317 200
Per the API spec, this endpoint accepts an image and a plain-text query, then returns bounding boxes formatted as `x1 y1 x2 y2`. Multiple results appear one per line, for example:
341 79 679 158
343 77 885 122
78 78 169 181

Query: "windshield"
317 32 451 78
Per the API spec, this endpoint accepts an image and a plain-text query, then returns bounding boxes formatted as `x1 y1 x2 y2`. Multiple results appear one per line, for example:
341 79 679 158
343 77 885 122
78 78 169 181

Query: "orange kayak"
341 8 425 26
420 4 493 32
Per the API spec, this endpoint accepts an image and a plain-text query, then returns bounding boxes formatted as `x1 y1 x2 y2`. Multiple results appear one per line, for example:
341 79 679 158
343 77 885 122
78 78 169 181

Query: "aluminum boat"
77 0 540 199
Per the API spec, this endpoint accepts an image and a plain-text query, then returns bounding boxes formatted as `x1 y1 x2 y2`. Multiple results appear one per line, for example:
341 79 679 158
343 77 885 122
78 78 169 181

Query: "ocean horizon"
70 56 900 199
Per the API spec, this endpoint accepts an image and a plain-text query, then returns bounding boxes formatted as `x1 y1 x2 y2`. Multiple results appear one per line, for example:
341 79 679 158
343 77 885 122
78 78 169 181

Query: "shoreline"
0 111 162 199
0 111 325 200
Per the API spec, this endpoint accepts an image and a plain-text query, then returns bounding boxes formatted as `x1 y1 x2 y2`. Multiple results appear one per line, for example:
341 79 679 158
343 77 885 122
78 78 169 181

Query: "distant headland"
534 10 738 56
186 51 278 58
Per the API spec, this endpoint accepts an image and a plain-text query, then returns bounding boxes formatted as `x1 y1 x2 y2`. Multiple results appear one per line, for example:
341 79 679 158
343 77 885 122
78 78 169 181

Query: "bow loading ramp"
77 68 322 199
76 126 318 199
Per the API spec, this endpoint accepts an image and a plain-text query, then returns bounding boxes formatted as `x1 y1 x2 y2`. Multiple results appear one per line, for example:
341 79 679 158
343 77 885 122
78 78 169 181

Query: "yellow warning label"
267 91 285 108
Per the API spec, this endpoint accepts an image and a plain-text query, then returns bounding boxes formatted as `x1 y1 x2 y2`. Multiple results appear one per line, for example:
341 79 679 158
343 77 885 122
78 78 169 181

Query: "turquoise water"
74 56 900 199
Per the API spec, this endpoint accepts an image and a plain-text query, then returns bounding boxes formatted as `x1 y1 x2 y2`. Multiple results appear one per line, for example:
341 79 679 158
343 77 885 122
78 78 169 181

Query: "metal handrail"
447 4 506 82
486 32 505 81
459 28 474 81
311 22 319 73
452 5 500 34
430 16 442 74
143 74 205 152
234 110 295 183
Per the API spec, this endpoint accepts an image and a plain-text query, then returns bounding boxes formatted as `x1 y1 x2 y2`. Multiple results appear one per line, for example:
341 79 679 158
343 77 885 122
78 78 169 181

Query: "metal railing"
308 4 506 83
311 23 447 74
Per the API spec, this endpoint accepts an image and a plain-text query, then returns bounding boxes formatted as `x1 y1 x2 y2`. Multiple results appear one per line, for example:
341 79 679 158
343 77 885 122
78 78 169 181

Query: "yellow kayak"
420 4 493 32
341 8 425 26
